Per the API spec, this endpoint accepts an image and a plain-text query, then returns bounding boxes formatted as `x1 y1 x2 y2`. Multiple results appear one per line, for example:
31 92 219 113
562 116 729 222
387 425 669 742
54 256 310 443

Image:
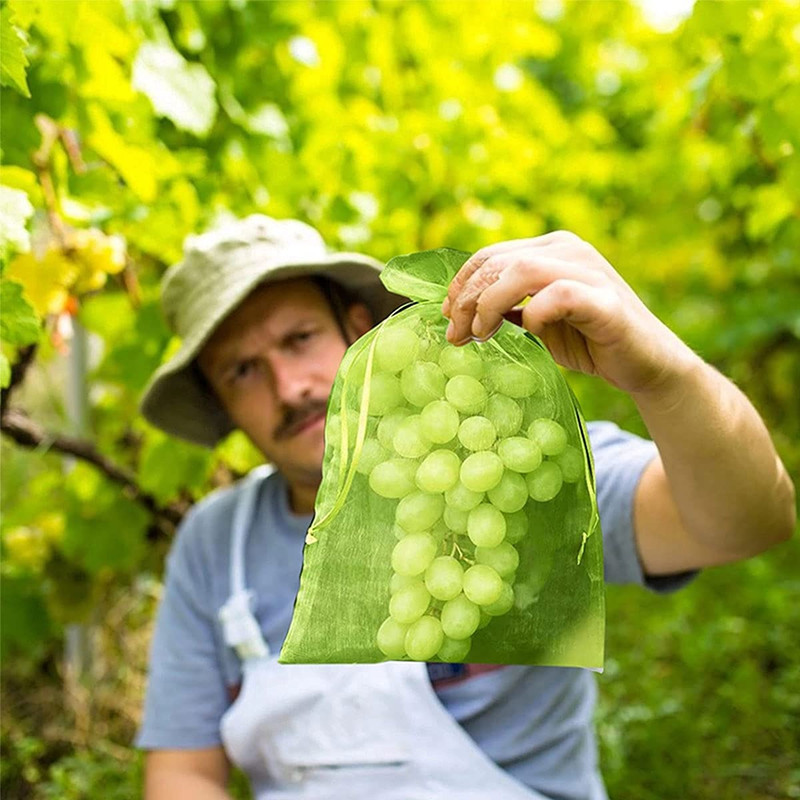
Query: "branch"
0 343 38 416
0 407 187 533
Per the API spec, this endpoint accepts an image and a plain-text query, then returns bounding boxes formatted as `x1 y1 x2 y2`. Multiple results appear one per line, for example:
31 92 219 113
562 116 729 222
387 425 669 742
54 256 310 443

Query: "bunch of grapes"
349 319 584 663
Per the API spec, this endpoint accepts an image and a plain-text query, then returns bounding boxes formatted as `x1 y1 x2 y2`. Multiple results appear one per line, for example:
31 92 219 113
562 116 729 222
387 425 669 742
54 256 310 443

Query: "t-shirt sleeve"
136 509 230 750
587 420 696 593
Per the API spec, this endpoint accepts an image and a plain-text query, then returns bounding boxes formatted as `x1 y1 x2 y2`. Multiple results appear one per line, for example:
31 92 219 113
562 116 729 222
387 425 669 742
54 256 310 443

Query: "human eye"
285 327 318 349
230 358 259 384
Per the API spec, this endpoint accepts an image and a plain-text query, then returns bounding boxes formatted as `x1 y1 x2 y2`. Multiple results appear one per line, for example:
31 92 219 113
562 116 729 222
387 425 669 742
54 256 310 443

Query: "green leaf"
138 430 213 503
0 185 34 263
0 278 41 346
0 352 10 388
132 40 217 136
0 575 52 659
0 4 30 98
62 463 149 575
746 185 795 241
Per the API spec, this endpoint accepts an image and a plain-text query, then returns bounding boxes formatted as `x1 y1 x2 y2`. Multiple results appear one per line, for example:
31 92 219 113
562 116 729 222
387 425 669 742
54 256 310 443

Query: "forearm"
145 773 232 800
144 749 232 800
632 351 796 558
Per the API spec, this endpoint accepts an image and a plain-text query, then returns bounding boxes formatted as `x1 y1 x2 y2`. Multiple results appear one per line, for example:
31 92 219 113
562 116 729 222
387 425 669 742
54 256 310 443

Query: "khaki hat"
140 214 406 447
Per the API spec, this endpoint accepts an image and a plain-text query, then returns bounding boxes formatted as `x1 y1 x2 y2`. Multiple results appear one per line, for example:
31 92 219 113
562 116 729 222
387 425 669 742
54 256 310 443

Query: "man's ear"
345 302 373 341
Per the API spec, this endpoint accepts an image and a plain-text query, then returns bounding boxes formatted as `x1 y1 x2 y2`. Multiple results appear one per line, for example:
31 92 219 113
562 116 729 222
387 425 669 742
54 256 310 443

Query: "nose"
269 353 313 407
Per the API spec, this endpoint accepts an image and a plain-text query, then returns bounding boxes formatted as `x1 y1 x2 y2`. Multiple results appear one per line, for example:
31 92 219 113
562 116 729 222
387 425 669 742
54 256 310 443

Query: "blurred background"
1 1 798 798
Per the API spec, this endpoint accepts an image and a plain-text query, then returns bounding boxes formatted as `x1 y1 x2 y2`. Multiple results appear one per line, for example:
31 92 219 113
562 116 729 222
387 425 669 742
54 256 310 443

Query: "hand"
442 231 699 397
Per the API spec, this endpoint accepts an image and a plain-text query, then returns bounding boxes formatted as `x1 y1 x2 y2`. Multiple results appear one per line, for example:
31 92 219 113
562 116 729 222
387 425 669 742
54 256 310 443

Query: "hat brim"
140 254 408 448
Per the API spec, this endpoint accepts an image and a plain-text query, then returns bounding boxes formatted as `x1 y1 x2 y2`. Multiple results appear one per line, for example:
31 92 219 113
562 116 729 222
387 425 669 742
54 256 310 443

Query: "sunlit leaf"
0 185 34 262
0 278 41 346
0 4 30 98
132 40 217 136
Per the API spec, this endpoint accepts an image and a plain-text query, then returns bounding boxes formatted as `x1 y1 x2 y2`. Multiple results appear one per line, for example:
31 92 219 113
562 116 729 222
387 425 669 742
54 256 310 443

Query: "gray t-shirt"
137 422 692 799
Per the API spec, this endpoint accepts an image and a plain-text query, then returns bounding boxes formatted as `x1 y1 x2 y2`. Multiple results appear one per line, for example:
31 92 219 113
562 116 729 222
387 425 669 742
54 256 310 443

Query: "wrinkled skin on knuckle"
470 247 494 268
452 290 476 317
551 279 577 306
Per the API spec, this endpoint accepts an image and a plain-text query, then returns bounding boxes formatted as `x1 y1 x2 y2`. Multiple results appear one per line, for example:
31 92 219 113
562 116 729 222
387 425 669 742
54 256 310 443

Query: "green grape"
389 581 431 624
513 582 539 612
3 526 49 571
429 520 449 543
419 400 460 444
475 541 520 578
416 449 461 493
460 451 504 492
463 564 504 606
393 415 433 459
483 582 514 616
445 375 488 414
527 461 564 502
368 372 404 415
355 438 389 475
443 505 469 534
467 503 507 547
345 346 370 386
487 470 528 513
477 611 492 630
377 407 414 450
444 482 484 512
441 594 481 639
439 342 484 379
458 416 497 451
401 362 447 407
424 556 464 601
377 617 409 659
393 524 408 541
391 532 438 576
484 394 523 438
390 572 418 593
369 458 418 498
325 408 360 449
554 445 583 483
376 327 420 373
521 393 557 425
437 635 472 662
405 615 445 660
504 509 530 544
396 492 445 533
497 437 542 473
418 336 443 363
489 363 539 398
527 418 567 456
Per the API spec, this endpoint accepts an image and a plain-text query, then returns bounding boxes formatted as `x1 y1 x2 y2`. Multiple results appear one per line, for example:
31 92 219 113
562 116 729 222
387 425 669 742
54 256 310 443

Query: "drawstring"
307 302 416 539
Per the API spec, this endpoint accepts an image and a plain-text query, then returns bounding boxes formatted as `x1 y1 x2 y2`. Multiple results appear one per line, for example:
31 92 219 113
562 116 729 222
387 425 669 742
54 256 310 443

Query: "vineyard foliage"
1 1 798 798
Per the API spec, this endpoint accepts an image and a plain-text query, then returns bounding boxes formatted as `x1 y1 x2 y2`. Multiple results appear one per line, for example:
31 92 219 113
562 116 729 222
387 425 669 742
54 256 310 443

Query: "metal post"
63 316 94 741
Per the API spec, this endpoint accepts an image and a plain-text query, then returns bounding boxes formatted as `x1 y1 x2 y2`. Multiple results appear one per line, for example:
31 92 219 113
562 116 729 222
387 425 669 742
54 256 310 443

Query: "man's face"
198 278 371 491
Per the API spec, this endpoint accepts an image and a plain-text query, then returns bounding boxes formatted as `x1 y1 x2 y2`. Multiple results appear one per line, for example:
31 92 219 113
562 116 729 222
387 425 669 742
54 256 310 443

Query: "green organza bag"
280 248 604 669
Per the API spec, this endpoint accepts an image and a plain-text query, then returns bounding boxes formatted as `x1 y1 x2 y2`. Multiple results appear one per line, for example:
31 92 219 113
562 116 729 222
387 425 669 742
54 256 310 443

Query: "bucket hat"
140 214 406 447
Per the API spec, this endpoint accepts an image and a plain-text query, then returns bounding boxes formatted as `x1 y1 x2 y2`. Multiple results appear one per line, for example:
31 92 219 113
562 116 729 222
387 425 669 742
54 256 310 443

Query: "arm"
145 747 231 800
137 505 239 789
442 231 796 574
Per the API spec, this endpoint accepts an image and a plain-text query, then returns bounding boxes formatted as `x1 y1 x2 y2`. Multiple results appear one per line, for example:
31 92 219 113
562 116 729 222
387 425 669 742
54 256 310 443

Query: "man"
137 215 794 799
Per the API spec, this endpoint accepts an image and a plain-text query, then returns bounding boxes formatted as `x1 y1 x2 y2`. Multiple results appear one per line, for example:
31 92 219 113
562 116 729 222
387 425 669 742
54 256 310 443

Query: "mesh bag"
280 248 604 669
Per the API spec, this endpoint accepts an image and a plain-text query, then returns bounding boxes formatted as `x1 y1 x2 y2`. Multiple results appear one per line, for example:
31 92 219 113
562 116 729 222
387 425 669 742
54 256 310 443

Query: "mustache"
273 399 329 440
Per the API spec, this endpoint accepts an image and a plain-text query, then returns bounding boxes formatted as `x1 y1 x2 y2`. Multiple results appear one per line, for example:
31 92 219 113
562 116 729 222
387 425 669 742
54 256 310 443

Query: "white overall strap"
218 465 274 661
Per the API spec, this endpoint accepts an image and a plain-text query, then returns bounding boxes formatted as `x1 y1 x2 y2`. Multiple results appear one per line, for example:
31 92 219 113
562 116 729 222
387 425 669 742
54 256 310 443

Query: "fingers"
443 231 638 347
442 231 577 317
446 253 604 344
472 255 607 341
520 279 624 345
